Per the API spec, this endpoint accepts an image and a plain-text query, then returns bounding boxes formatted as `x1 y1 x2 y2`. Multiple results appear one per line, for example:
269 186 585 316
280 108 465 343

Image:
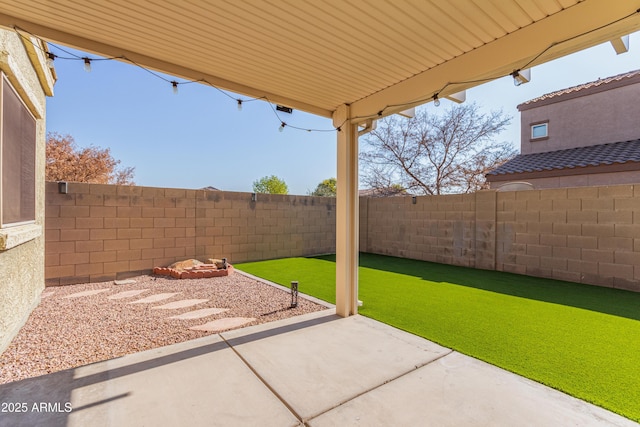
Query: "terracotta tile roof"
519 69 640 108
486 139 640 177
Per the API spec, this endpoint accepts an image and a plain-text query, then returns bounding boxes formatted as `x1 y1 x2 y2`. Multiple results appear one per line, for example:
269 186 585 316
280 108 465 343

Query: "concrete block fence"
44 182 336 286
45 182 640 292
360 185 640 292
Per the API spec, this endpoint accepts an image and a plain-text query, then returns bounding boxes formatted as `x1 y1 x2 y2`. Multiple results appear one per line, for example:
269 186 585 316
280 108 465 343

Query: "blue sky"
46 32 640 195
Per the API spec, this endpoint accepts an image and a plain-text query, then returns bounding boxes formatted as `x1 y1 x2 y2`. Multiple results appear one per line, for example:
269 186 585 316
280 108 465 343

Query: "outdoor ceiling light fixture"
276 105 293 114
290 281 299 308
511 69 531 86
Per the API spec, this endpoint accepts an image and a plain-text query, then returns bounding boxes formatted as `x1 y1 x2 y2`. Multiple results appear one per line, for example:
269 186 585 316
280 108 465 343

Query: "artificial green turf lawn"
237 253 640 422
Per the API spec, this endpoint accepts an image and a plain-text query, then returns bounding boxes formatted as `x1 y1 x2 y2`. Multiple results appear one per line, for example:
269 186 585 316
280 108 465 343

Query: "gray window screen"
1 74 36 226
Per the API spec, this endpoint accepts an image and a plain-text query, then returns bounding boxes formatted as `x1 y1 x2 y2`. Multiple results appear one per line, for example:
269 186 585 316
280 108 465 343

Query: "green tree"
309 178 336 197
252 175 289 194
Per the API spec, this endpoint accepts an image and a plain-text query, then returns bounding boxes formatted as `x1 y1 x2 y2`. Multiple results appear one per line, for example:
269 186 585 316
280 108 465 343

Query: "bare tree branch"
360 103 515 195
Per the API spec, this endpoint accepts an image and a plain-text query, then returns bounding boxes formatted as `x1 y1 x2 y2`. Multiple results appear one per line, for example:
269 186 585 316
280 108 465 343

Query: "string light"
11 6 639 134
510 69 531 86
46 52 56 67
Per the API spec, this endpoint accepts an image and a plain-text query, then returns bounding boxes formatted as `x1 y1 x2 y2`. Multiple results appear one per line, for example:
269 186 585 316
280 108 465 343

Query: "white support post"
333 104 359 317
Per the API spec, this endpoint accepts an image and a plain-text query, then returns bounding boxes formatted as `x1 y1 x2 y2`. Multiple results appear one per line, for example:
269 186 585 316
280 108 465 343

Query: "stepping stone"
108 289 149 300
151 299 209 310
64 289 110 299
129 293 179 304
189 317 256 332
114 279 136 285
169 308 229 320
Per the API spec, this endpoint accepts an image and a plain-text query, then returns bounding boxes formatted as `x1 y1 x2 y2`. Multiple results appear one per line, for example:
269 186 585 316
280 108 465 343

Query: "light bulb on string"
83 57 92 73
279 122 286 132
237 99 243 111
171 81 178 94
511 71 522 86
46 52 56 68
433 94 440 107
511 69 531 86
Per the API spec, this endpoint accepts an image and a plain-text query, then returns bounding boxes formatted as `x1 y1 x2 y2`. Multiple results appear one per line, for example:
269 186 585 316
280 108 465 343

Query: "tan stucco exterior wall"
520 82 640 154
0 30 52 354
500 170 640 189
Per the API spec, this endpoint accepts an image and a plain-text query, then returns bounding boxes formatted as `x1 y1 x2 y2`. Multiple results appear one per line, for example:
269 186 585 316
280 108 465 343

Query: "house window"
1 73 36 227
531 122 548 140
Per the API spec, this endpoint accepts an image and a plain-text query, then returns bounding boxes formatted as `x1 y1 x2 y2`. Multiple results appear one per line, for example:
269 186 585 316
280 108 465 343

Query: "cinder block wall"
46 182 640 292
362 185 640 292
361 193 478 267
496 185 640 291
45 182 336 285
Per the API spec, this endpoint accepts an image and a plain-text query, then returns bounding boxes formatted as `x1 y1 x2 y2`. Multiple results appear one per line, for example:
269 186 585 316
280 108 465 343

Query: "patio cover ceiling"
2 0 640 317
1 1 640 123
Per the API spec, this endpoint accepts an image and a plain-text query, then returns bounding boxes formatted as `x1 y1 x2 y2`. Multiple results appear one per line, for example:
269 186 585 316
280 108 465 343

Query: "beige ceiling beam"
349 1 640 122
0 12 333 118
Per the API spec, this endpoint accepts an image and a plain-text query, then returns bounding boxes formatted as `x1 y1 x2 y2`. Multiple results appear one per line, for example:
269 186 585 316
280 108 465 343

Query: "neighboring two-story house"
486 70 640 189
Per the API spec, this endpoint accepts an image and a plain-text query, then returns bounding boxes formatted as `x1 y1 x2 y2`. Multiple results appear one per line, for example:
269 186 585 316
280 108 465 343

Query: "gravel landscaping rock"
0 272 326 385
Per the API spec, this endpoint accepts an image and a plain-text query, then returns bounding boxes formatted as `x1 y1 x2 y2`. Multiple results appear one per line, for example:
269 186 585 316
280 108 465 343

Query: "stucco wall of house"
0 31 50 354
520 82 640 154
493 170 640 190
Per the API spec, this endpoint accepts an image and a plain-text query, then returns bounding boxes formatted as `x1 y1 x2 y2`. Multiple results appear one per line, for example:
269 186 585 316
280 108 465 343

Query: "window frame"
530 121 549 141
0 72 37 229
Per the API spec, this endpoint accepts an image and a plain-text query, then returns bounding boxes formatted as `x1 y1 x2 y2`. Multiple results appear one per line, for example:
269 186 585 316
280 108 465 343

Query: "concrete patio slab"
107 289 149 300
220 310 451 421
0 335 299 427
168 307 229 320
190 317 256 332
63 289 110 298
128 293 179 304
151 299 209 310
308 351 637 427
0 310 634 427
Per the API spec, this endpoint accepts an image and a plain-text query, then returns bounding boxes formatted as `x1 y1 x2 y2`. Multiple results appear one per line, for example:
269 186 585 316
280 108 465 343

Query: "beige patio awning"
1 0 639 316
